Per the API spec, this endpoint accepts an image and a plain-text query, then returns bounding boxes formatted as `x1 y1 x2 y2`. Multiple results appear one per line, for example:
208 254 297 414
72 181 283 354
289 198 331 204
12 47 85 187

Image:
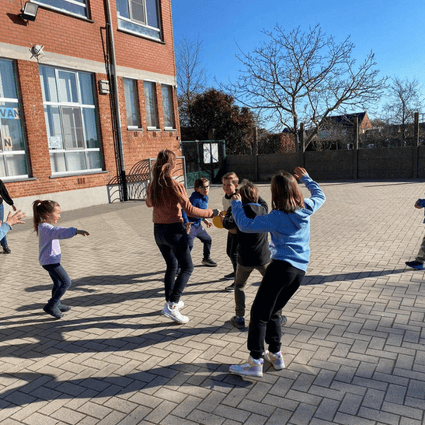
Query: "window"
161 84 175 129
117 0 161 40
33 0 89 18
123 79 141 128
39 65 102 175
143 81 159 129
0 59 28 179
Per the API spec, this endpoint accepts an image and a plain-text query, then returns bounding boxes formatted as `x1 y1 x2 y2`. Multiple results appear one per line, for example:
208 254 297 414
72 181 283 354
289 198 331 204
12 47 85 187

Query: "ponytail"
33 200 59 235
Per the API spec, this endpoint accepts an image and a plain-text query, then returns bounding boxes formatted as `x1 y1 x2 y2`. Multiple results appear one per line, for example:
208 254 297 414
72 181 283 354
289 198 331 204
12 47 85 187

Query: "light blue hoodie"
38 222 77 266
231 174 325 272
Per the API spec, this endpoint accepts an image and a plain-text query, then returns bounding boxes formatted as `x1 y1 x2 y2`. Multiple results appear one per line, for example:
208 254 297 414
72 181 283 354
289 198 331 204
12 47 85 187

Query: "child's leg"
226 233 238 272
234 264 254 317
0 203 7 247
42 263 72 307
416 235 425 263
247 261 304 359
196 227 212 259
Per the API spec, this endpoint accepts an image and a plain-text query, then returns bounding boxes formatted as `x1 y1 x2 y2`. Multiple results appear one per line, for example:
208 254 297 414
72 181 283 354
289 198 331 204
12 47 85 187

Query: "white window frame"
0 59 29 180
33 0 89 18
143 80 159 130
123 78 141 129
116 0 162 41
161 84 176 130
40 65 103 176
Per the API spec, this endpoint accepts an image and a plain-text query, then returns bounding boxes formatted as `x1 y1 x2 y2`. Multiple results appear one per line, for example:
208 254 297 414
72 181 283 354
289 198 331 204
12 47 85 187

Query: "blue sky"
171 0 425 120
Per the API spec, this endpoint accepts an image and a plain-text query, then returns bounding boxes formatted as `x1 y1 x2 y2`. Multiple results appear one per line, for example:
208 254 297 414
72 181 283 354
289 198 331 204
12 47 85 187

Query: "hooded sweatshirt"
231 174 325 271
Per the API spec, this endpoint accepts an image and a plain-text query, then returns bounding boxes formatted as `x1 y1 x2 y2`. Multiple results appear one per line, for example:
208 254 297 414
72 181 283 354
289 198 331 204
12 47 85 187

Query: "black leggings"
248 260 305 359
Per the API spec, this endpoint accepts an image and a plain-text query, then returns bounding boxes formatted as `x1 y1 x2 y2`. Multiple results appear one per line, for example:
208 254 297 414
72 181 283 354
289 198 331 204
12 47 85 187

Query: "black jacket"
0 180 14 206
223 196 270 267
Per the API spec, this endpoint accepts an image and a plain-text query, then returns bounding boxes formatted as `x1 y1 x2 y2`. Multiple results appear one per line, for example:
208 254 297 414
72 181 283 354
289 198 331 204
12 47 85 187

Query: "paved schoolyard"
1 179 425 425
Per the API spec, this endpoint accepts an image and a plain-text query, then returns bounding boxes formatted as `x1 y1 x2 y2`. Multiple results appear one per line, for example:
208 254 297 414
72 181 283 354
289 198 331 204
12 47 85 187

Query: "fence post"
253 126 259 181
353 117 359 179
413 112 419 178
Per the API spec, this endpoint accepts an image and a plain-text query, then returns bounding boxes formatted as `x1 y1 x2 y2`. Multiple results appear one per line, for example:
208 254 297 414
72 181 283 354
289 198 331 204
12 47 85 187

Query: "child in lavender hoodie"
33 200 89 319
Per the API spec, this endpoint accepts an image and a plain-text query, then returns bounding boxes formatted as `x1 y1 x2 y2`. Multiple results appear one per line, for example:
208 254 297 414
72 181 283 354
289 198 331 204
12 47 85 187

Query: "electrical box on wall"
98 80 110 94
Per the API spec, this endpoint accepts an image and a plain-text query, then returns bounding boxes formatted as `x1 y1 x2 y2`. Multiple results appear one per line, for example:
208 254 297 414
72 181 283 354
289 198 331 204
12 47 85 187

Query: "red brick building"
0 0 180 213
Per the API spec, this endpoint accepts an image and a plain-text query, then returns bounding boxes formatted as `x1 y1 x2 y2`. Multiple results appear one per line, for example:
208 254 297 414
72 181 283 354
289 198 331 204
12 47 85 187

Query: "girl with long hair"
228 167 325 377
146 149 218 324
33 200 89 319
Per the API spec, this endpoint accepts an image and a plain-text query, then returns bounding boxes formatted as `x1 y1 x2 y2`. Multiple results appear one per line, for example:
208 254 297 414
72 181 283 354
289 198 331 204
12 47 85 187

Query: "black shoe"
58 303 71 312
230 315 245 330
43 305 63 319
202 258 217 267
280 315 287 326
223 272 235 280
225 282 235 292
2 245 11 254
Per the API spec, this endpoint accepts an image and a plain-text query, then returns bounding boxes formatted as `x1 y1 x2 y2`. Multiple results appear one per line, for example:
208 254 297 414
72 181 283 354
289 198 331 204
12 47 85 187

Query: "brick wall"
1 0 181 201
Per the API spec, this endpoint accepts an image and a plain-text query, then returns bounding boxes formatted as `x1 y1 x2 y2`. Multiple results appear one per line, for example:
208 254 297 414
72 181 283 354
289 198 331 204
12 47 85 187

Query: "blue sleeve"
182 209 189 223
301 174 326 212
0 222 11 240
231 200 279 233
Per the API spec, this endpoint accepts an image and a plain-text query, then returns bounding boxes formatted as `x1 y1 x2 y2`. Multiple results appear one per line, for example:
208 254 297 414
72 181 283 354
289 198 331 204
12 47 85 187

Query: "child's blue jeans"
0 203 7 247
42 263 72 307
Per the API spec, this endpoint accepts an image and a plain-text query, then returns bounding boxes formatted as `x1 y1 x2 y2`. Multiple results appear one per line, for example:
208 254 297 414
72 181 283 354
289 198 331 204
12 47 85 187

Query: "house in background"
0 0 180 214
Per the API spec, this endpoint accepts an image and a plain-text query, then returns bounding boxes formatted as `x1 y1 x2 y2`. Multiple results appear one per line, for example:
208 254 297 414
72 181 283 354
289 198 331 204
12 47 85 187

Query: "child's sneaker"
264 350 285 370
202 258 217 267
58 303 71 312
405 261 424 270
43 304 63 319
163 300 184 311
230 315 245 330
229 356 263 378
225 282 235 292
162 302 189 324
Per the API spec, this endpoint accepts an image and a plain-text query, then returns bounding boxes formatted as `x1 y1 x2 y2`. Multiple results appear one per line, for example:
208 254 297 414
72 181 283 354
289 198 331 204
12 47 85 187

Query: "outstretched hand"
232 193 241 202
76 229 90 236
5 210 26 227
293 167 307 180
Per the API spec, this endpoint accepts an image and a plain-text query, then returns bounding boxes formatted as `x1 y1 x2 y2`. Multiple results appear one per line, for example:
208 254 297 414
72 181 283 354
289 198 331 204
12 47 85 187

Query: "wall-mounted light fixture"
20 2 39 22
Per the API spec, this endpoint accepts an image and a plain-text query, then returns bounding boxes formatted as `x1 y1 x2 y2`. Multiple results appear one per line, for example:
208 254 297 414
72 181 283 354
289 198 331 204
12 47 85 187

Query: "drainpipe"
104 0 128 201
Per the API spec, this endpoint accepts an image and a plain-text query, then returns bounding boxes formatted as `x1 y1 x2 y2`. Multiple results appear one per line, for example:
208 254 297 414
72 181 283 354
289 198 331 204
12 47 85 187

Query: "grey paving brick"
313 398 339 421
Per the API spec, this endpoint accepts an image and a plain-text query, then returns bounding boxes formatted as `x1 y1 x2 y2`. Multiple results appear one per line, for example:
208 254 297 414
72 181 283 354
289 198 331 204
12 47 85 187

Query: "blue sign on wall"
0 108 20 119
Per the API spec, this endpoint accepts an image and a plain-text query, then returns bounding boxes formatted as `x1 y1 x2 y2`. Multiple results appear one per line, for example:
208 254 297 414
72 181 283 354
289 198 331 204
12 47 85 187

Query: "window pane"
144 81 158 128
62 107 84 149
124 79 141 127
0 117 25 151
58 71 78 103
130 0 146 23
146 0 159 28
34 0 88 17
50 152 66 173
79 73 94 105
40 66 58 102
65 151 86 172
4 154 27 176
44 106 62 148
0 61 17 99
116 0 129 17
82 109 99 148
161 85 175 128
87 151 102 169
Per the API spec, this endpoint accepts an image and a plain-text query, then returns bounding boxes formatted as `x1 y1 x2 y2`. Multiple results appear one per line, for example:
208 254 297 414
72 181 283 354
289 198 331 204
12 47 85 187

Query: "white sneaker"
264 350 285 370
229 356 263 378
162 302 189 324
163 300 184 311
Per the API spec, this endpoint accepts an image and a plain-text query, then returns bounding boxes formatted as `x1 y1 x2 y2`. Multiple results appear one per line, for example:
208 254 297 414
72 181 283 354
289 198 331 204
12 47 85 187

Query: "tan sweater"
146 180 214 224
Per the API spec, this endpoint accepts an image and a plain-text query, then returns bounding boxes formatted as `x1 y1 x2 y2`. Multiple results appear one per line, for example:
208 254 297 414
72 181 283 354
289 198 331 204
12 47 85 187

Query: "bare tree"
175 37 207 128
384 77 423 142
224 25 388 151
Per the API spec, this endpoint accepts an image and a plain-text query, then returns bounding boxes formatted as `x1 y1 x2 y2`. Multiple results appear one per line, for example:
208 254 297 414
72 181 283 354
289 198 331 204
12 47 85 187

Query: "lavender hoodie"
38 222 77 265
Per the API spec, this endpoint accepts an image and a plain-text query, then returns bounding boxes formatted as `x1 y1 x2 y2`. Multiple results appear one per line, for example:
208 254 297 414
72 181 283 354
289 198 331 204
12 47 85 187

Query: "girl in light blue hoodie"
229 167 325 378
33 200 89 319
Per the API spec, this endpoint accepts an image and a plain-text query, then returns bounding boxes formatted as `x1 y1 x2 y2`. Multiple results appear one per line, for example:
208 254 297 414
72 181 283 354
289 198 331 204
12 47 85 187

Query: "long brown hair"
33 200 59 235
271 171 304 213
149 149 182 206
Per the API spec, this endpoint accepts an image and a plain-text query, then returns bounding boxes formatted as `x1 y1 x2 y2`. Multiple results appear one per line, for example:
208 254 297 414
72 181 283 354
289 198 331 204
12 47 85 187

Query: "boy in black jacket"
223 180 286 329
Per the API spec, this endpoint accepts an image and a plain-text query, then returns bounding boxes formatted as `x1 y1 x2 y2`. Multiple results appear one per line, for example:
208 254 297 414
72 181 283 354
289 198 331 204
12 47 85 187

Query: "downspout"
104 0 128 201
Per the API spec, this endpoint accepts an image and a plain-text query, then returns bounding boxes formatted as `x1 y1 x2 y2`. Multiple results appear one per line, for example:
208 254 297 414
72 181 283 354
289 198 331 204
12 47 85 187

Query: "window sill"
117 28 165 44
164 128 177 132
49 170 108 179
147 127 161 132
0 177 36 183
127 127 143 131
